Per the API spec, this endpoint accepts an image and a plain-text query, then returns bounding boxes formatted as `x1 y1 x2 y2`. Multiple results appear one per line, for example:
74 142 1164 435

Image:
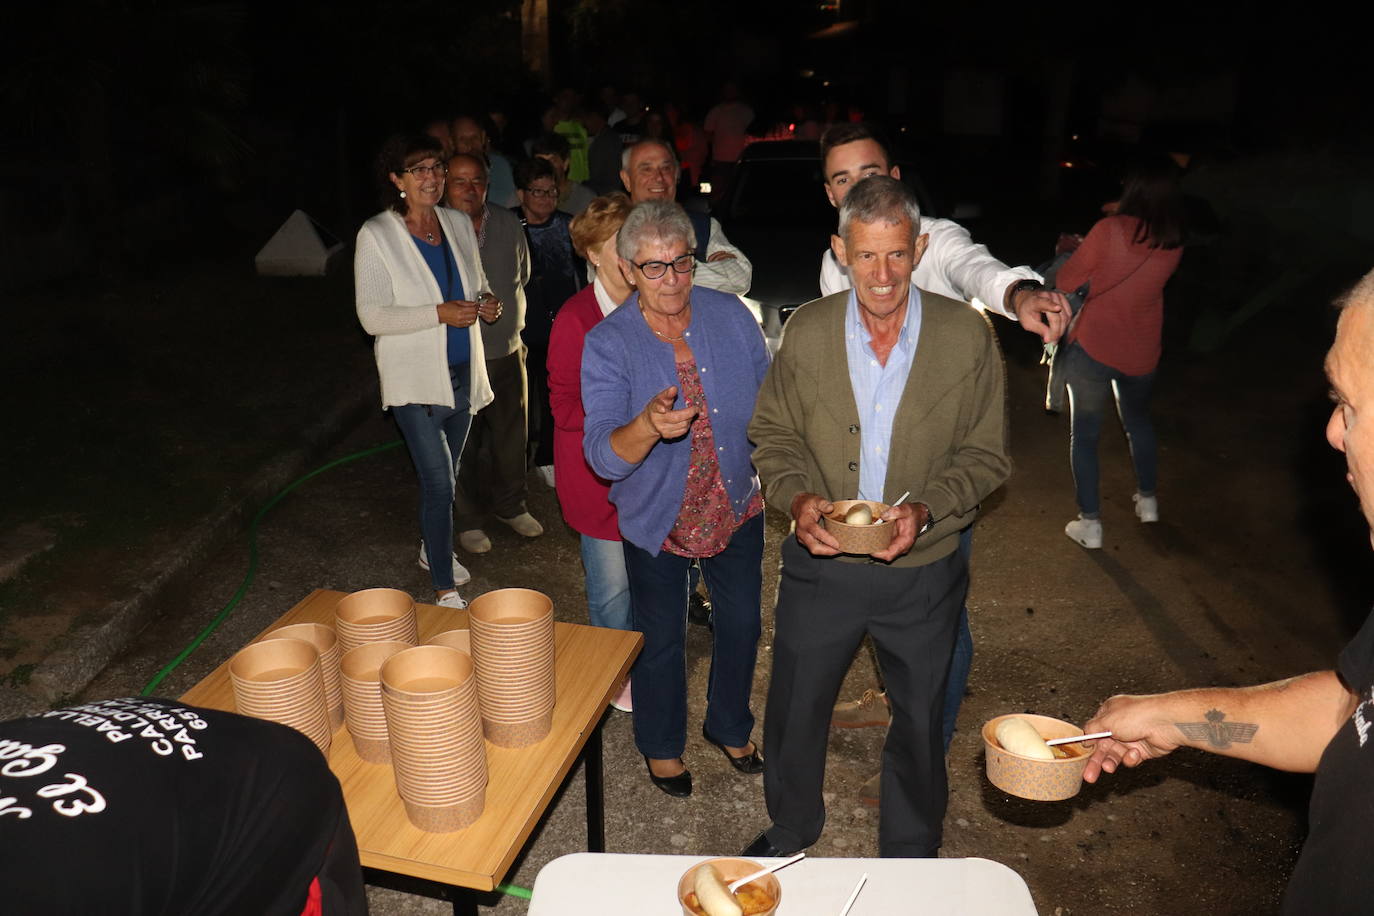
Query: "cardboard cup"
468 587 553 625
335 588 418 651
264 623 343 729
402 790 486 833
352 734 391 764
823 499 895 555
381 646 486 801
982 713 1091 801
427 629 472 654
482 709 554 748
339 640 411 746
677 858 781 916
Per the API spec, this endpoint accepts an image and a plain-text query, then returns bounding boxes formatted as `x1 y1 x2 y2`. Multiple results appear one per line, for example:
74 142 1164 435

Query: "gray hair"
621 138 678 173
616 200 697 261
837 175 921 243
1337 268 1374 313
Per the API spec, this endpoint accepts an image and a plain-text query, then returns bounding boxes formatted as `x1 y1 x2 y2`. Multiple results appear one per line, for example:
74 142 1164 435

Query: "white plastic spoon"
838 872 869 916
1046 731 1112 747
729 852 806 893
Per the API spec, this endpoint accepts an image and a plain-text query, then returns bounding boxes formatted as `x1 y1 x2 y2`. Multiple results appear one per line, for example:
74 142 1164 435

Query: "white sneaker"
497 512 544 538
418 541 472 585
459 529 492 554
1134 493 1159 523
537 464 556 488
610 677 632 712
436 591 468 609
1065 516 1103 549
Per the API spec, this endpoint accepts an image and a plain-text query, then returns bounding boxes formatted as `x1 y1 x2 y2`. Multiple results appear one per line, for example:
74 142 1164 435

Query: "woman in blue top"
582 201 771 797
355 134 501 609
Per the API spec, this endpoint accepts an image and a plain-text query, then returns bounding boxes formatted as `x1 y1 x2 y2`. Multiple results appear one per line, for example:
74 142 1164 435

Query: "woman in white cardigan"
355 134 500 608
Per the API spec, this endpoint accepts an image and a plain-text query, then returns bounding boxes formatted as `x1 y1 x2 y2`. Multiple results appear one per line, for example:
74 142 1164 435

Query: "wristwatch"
915 502 935 538
1006 278 1045 306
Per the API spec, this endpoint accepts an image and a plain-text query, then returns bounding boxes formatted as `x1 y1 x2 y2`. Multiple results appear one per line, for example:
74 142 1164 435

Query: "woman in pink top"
547 193 635 709
1058 159 1185 549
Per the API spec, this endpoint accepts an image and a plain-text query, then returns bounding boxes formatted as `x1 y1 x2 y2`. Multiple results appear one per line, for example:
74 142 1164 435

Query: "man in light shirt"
745 176 1010 857
818 122 1067 342
619 138 753 296
820 124 1066 797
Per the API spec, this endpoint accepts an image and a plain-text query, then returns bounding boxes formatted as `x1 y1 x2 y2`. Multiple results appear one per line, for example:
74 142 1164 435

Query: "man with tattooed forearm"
1080 269 1374 913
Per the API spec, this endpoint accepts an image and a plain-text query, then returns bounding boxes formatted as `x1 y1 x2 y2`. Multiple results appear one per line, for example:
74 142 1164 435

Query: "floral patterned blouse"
662 357 763 558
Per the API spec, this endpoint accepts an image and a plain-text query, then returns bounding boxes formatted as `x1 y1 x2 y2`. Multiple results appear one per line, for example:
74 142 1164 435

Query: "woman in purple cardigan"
581 201 771 797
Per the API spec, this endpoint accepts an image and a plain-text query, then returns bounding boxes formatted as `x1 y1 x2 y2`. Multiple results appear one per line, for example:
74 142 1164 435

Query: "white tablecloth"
528 853 1038 914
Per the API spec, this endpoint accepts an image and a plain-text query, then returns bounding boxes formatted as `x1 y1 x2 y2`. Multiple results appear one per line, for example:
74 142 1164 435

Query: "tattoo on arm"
1175 709 1259 750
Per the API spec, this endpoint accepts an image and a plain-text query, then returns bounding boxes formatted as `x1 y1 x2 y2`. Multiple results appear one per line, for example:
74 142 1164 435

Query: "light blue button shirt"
845 287 922 502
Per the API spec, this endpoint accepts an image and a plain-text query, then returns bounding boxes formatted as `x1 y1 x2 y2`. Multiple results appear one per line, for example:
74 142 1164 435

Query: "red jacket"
1060 215 1182 376
547 284 620 540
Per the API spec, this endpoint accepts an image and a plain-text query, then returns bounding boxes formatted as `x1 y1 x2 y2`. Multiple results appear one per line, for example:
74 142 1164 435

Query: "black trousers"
762 537 967 857
454 348 530 529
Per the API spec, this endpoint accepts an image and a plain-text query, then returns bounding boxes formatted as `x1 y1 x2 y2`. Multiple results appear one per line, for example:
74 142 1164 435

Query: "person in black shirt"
516 156 585 487
1080 270 1374 914
0 697 367 915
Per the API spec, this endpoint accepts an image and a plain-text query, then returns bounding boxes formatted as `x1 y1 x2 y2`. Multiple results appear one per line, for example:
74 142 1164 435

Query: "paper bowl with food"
982 713 1093 801
822 499 893 555
677 857 781 916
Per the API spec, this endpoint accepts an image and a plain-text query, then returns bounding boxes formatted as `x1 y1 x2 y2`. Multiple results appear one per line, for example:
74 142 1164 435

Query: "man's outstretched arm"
1082 671 1358 782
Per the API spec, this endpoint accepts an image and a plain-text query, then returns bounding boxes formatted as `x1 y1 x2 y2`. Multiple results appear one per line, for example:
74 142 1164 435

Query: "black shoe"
702 725 765 774
741 830 794 858
644 755 692 797
688 592 713 628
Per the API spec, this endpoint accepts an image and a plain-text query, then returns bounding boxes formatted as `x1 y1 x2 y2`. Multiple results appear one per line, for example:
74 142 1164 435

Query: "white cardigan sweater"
355 208 495 413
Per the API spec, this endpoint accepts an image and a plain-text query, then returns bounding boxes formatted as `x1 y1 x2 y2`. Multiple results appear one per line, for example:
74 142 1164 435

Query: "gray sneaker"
497 512 544 538
418 541 472 585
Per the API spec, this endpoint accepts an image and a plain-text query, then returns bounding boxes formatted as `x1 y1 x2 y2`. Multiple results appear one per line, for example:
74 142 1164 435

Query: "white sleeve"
353 225 443 337
693 218 753 295
917 218 1040 319
819 248 850 296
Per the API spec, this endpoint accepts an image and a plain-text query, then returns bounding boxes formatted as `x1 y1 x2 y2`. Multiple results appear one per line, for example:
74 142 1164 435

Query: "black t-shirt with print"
0 697 359 915
1283 608 1374 913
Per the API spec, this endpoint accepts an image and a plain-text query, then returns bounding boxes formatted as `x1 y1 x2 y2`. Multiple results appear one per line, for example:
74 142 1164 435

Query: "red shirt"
1059 215 1182 376
548 284 620 540
661 358 763 558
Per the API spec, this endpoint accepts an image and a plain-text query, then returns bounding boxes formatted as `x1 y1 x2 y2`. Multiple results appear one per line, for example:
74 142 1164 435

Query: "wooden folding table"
180 588 642 914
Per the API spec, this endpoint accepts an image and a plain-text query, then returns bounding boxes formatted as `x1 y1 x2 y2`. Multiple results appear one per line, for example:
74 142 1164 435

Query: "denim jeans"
622 513 764 759
1063 344 1157 517
391 363 473 591
580 534 632 632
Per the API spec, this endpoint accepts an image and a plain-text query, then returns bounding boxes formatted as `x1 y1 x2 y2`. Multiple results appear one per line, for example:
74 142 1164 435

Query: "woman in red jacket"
547 193 635 709
1058 158 1185 549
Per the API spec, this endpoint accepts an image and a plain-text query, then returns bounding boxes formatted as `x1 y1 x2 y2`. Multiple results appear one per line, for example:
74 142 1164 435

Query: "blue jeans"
1063 344 1157 517
622 513 764 759
941 527 975 751
580 534 632 632
391 363 473 591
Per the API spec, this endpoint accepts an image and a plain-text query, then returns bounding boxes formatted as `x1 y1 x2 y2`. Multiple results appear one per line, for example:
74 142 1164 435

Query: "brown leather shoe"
831 689 891 728
859 771 879 807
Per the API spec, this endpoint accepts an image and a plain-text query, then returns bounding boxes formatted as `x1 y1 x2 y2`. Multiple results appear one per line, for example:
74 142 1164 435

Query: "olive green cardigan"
748 290 1011 568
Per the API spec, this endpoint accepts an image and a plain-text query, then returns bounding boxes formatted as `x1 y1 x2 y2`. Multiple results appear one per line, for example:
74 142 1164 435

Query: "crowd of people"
7 80 1370 914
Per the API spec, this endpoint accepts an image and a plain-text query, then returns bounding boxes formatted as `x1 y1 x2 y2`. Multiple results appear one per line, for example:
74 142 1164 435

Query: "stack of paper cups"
335 588 419 653
426 629 471 654
380 645 487 832
229 637 331 754
339 640 412 764
468 588 556 748
263 622 345 729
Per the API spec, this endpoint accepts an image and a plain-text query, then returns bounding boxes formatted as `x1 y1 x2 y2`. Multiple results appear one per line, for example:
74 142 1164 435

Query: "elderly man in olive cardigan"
744 176 1011 859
